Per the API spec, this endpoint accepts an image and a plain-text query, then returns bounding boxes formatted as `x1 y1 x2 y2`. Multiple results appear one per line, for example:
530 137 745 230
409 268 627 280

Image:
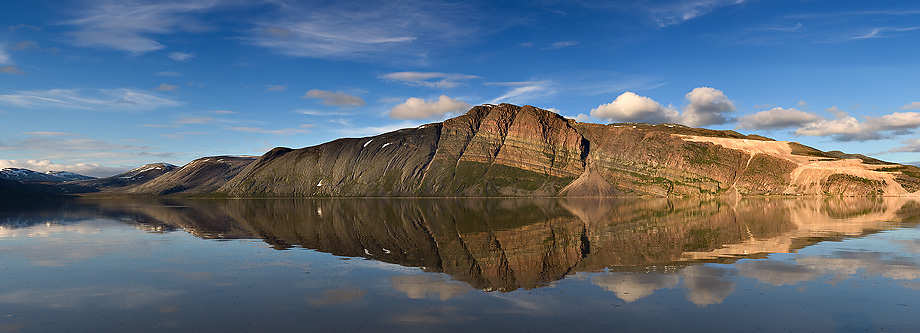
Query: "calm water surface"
2 198 920 332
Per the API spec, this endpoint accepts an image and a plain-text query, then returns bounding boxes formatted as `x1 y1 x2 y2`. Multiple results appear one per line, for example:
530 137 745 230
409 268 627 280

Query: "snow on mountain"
0 168 96 182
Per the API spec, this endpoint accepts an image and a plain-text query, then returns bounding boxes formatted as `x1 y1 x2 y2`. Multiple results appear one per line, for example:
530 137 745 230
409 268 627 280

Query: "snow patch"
382 142 393 148
316 179 324 187
364 139 373 148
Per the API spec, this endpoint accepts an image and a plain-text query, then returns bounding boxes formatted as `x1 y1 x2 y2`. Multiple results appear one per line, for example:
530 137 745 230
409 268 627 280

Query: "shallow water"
2 197 919 331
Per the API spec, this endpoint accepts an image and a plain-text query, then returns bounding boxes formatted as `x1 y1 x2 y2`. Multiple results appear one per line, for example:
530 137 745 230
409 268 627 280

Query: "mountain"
126 156 257 195
72 163 178 191
46 171 96 181
0 168 95 182
216 103 920 197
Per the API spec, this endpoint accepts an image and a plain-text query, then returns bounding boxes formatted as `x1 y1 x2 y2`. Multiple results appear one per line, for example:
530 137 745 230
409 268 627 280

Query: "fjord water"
2 198 919 331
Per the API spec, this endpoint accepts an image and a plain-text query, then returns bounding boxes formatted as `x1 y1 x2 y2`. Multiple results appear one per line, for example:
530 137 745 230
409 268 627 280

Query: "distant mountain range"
0 168 96 182
5 104 920 198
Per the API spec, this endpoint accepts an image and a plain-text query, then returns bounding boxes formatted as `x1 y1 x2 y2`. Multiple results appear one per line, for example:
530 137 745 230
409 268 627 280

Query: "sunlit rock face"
22 196 916 293
213 104 919 197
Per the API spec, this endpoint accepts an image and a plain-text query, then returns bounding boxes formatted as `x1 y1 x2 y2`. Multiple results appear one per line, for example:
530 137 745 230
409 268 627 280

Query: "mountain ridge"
11 104 920 197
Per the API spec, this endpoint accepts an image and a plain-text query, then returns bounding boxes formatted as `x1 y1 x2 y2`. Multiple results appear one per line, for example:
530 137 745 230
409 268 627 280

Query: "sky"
1 0 920 177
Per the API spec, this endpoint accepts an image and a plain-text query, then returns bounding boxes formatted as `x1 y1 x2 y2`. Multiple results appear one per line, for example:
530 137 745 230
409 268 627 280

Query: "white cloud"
649 0 747 27
168 52 195 61
391 275 470 301
0 159 129 178
63 1 221 53
0 89 182 111
590 91 679 124
736 107 822 130
389 95 470 119
591 87 735 126
592 272 679 303
303 89 365 107
900 102 920 110
156 83 178 92
265 85 287 92
681 87 736 127
379 72 480 89
795 111 920 141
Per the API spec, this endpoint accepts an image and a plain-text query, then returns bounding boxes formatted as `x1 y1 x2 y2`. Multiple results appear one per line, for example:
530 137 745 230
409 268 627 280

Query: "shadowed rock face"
213 103 917 197
18 197 915 292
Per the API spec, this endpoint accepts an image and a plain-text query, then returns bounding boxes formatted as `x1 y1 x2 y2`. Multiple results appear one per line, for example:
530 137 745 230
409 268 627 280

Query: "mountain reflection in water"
6 197 916 295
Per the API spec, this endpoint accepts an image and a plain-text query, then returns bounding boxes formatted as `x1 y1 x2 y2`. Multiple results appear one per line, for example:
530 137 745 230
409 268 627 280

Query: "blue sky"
2 0 920 176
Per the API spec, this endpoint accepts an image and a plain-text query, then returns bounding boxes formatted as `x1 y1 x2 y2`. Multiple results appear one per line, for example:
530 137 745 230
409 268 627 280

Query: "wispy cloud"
297 109 351 116
0 44 12 65
0 133 173 175
900 102 920 110
335 122 421 137
168 51 195 61
227 124 313 135
544 40 578 49
10 41 38 51
649 0 747 27
7 23 42 32
156 71 182 77
488 81 554 105
0 89 182 111
156 83 178 92
246 0 472 60
303 89 365 107
62 0 221 53
22 131 79 137
0 66 24 75
851 26 920 39
265 85 287 92
379 72 480 89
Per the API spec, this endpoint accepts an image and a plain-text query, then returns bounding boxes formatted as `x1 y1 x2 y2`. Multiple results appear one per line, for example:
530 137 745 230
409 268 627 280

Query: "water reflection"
3 197 920 331
4 197 917 294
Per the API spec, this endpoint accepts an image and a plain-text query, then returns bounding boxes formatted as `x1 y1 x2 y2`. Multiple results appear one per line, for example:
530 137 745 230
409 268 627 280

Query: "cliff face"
216 103 920 197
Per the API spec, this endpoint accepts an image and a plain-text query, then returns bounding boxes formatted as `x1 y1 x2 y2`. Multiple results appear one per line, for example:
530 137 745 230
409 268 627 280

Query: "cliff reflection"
6 197 918 293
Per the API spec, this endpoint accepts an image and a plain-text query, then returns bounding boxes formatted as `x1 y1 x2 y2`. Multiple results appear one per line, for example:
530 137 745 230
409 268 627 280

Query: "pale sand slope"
680 198 916 261
677 135 918 196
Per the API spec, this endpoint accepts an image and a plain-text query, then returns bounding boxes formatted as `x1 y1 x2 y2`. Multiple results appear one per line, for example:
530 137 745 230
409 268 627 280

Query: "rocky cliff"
216 104 920 197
